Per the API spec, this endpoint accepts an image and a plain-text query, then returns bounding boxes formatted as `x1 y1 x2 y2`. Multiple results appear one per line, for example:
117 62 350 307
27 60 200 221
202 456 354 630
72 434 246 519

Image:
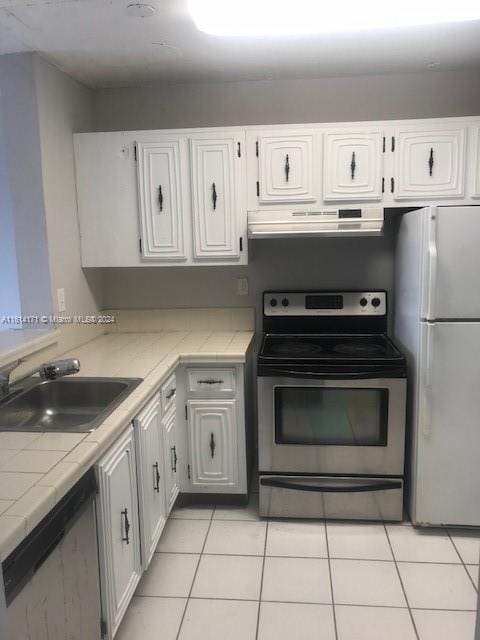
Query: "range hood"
247 208 384 239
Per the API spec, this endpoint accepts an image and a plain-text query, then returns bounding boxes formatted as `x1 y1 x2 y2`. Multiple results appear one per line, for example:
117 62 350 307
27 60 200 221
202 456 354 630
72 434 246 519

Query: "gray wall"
93 69 480 131
102 230 396 331
0 97 22 321
0 53 52 321
94 69 480 326
33 55 102 317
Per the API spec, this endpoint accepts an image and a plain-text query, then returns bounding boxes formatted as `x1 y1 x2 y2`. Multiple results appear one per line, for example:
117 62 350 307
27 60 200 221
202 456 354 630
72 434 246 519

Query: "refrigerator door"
422 206 480 320
413 321 480 526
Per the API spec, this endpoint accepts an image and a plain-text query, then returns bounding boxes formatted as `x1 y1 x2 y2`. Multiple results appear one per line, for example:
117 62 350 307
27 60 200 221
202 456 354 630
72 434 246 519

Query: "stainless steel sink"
0 377 142 433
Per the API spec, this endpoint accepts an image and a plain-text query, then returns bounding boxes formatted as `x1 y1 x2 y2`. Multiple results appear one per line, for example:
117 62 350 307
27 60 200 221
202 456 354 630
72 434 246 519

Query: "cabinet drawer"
187 368 236 396
161 373 177 416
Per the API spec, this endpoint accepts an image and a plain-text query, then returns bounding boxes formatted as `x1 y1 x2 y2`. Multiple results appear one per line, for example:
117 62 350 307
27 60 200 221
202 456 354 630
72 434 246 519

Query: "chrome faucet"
0 359 25 399
38 359 81 381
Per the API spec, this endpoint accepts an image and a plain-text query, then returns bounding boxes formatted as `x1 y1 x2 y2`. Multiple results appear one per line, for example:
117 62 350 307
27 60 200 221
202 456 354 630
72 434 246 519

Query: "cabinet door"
134 394 167 568
97 426 141 639
187 400 238 488
394 127 466 200
162 409 179 514
257 132 317 203
472 127 480 198
137 139 188 260
323 131 383 201
190 133 245 261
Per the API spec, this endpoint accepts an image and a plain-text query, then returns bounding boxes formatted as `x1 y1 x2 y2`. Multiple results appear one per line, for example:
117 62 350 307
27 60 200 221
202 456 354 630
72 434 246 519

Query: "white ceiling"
1 0 480 88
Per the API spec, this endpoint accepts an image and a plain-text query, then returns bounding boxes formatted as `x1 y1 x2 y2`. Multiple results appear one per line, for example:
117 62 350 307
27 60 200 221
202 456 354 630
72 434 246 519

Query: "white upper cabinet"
252 130 320 205
190 133 247 262
187 399 238 489
471 127 480 198
323 130 383 201
136 139 189 261
258 133 315 203
393 126 466 200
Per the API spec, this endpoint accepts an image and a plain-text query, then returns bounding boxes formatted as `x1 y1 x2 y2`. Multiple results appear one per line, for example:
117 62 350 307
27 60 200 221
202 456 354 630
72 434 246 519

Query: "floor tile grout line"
131 593 478 612
154 549 471 565
254 520 268 640
324 520 339 640
447 530 479 593
174 505 215 640
383 523 421 640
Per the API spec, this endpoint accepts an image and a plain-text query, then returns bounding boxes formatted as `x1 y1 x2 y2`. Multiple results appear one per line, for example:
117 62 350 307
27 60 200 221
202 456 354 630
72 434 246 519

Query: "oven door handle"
260 477 402 493
260 368 403 380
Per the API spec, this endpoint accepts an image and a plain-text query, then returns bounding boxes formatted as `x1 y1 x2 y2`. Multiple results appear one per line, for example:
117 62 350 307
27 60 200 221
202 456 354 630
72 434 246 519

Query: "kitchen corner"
0 307 254 565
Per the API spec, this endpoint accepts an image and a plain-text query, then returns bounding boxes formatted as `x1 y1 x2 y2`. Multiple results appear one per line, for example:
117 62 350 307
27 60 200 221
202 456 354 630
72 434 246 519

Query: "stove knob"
270 298 278 307
371 297 381 308
360 297 368 307
281 298 289 307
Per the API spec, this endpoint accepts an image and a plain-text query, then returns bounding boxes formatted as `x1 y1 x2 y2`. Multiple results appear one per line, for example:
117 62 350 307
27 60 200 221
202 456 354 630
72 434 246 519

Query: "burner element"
271 341 324 357
333 342 386 356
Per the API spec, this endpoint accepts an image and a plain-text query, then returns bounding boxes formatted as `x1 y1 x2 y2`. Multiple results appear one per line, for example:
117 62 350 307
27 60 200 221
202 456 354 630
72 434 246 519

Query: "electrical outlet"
57 288 66 312
236 278 249 296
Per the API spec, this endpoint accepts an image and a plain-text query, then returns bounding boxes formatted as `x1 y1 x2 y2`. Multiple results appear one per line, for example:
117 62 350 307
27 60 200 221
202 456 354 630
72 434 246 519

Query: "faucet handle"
39 359 80 381
0 358 25 378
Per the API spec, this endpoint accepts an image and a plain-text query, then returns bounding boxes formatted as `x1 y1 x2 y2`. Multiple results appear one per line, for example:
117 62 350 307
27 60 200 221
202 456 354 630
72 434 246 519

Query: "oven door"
258 374 406 476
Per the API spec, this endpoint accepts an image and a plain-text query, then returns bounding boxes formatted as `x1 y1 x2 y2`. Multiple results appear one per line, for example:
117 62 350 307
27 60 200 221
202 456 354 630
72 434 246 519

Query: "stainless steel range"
257 290 407 521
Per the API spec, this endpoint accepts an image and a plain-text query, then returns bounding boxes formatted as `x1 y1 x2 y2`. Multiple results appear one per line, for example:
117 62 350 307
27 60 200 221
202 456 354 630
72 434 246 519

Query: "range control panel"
264 291 387 316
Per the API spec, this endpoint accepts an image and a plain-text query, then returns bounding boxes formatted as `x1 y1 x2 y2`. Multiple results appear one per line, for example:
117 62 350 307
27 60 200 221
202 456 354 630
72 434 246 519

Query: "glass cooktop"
259 333 405 364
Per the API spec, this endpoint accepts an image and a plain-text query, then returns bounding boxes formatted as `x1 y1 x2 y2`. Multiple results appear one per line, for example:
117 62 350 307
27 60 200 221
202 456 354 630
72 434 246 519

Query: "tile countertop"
0 329 254 562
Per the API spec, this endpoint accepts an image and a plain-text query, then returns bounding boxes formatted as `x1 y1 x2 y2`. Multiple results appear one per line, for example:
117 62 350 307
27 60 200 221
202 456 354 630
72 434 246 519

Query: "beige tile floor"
116 480 479 640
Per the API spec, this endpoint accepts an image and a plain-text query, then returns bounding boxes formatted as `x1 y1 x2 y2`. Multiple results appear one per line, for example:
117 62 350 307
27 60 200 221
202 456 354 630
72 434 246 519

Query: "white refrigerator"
394 205 480 527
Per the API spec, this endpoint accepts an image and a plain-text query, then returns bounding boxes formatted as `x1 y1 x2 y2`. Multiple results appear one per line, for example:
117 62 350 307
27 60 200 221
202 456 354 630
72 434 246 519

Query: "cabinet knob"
158 185 163 212
121 508 130 544
210 432 216 458
212 183 217 210
153 462 161 492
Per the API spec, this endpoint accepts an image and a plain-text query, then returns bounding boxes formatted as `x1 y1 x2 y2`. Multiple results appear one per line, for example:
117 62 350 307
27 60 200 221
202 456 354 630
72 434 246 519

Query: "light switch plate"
236 278 249 296
57 288 66 312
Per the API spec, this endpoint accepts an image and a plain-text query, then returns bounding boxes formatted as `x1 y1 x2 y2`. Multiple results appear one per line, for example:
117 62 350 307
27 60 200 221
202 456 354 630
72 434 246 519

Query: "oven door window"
274 387 388 446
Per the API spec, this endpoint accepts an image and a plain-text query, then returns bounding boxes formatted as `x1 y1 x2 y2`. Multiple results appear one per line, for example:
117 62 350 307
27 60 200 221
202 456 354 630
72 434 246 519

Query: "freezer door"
413 321 480 526
423 206 480 320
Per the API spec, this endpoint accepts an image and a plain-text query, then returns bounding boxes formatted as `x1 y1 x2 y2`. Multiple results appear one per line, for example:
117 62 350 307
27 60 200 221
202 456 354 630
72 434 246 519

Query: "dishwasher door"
3 470 101 640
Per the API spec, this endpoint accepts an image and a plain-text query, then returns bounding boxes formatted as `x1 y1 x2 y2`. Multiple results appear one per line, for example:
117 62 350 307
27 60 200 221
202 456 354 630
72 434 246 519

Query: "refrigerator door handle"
426 211 438 320
422 324 434 437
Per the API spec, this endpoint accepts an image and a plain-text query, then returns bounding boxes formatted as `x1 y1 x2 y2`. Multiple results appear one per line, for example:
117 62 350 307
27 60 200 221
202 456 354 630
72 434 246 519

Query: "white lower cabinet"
187 399 238 488
162 406 180 513
96 426 142 639
184 365 249 495
96 361 251 636
134 393 167 567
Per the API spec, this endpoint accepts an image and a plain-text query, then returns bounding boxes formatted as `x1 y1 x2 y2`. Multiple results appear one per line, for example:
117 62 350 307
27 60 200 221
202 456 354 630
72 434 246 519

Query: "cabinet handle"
210 432 216 458
428 147 434 177
158 185 163 212
171 446 178 473
237 141 241 157
153 462 161 493
197 378 224 385
212 183 217 210
121 508 130 545
285 154 290 182
166 388 176 400
350 151 356 180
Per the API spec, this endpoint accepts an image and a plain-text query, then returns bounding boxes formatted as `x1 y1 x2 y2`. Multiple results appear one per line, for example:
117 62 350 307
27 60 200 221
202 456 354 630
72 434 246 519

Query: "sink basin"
0 377 142 433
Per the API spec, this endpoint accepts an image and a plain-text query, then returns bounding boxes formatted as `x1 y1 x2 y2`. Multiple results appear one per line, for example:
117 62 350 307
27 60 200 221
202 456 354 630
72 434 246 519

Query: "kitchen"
0 1 479 639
